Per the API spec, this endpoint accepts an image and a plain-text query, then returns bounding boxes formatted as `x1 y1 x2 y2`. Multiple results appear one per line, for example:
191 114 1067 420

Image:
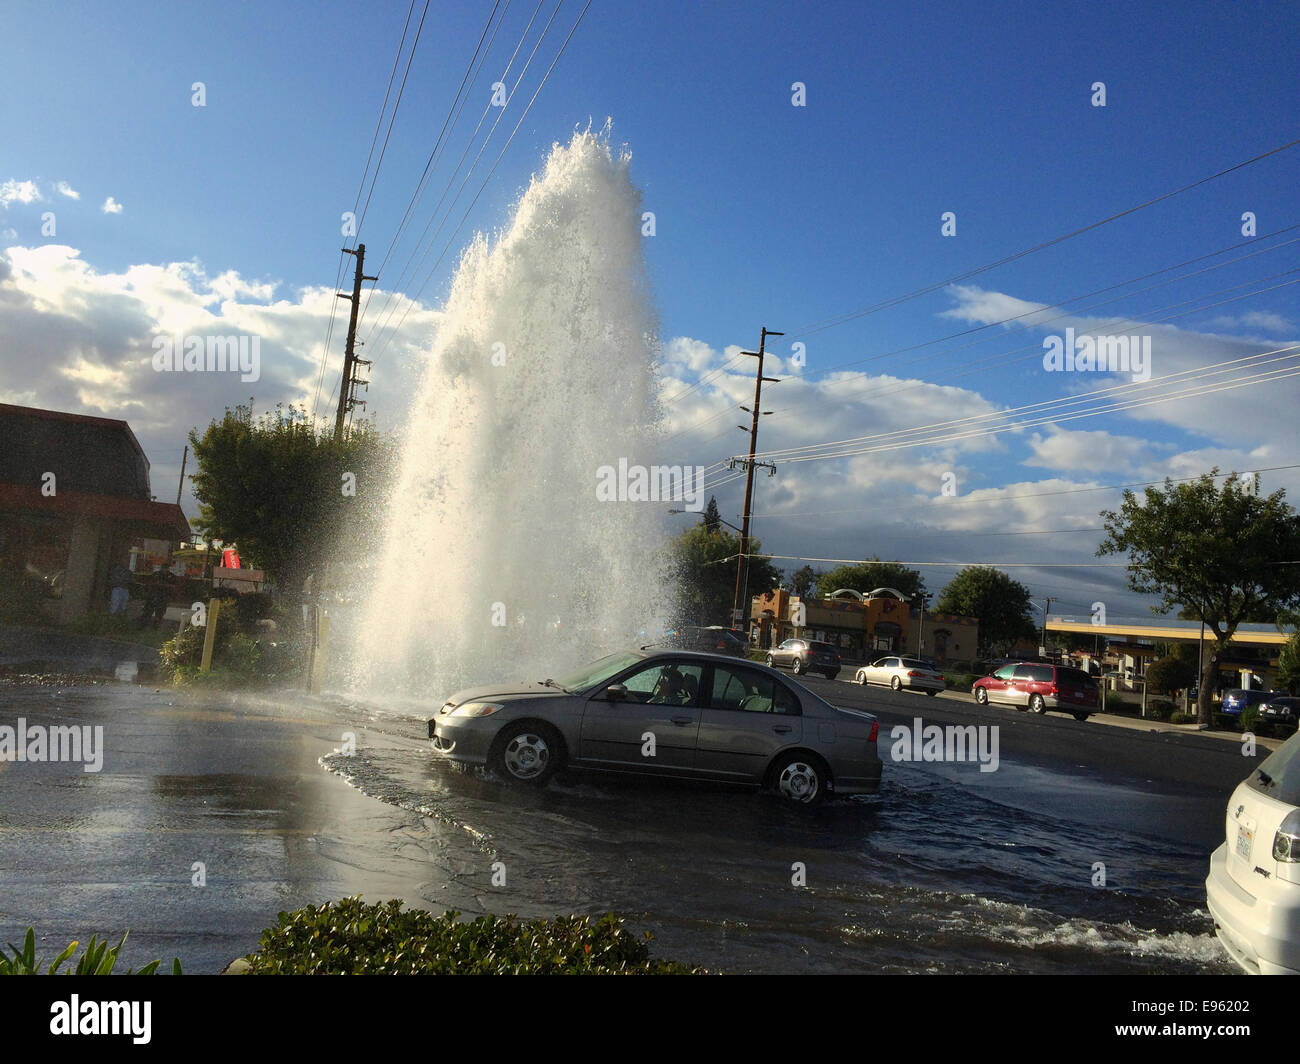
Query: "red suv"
972 662 1098 721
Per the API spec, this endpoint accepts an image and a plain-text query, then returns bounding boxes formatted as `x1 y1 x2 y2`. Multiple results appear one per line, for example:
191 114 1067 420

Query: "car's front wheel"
489 722 562 785
770 752 827 806
765 654 775 667
855 671 867 685
975 687 988 705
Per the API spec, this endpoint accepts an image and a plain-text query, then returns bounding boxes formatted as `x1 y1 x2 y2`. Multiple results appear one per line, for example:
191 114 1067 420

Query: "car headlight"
449 701 504 718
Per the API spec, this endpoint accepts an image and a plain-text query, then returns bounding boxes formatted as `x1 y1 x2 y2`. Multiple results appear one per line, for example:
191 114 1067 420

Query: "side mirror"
604 684 627 702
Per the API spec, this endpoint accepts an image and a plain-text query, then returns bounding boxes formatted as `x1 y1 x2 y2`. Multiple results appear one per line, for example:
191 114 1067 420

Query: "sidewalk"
0 622 161 678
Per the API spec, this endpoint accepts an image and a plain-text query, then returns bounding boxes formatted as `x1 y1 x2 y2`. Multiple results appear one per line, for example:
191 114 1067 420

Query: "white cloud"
1207 310 1293 334
101 197 124 215
1 180 42 208
55 181 80 200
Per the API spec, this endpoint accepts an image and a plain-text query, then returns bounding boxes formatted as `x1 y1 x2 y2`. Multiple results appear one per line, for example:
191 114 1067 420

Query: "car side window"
620 662 704 706
994 665 1016 680
709 665 797 715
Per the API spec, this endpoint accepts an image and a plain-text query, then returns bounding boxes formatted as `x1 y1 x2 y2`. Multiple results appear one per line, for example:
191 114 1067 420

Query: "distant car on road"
765 639 841 680
1221 688 1280 718
663 625 747 657
1205 728 1300 974
1261 696 1300 731
427 648 880 804
854 656 945 696
971 662 1098 721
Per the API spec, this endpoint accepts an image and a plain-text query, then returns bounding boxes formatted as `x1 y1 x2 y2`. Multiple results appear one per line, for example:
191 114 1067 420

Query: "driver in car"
650 667 695 705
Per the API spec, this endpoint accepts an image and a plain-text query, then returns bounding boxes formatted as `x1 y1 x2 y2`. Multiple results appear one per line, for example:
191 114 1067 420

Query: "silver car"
428 648 882 804
854 656 945 696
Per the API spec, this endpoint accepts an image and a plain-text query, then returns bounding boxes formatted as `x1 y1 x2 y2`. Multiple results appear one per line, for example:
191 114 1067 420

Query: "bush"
1146 699 1176 721
1169 712 1196 724
0 928 180 975
1213 713 1239 730
243 897 705 975
158 596 304 687
1240 706 1263 733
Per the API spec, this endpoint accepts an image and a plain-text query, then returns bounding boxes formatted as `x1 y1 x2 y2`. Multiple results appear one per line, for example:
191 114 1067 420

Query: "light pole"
914 593 930 656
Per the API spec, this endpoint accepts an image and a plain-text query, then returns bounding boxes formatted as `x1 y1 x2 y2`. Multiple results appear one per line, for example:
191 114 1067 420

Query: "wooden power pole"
730 326 782 630
334 243 377 439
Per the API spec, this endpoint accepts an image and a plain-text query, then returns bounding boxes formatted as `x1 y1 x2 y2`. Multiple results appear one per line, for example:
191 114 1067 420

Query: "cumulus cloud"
54 181 80 200
101 196 124 214
0 243 439 512
0 180 42 208
1207 310 1293 334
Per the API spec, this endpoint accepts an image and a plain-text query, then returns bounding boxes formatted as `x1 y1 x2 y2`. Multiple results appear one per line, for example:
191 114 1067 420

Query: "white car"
1205 729 1300 974
854 656 945 696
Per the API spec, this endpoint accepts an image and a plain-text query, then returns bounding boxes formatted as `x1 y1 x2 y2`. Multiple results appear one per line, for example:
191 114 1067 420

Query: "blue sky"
3 0 1298 619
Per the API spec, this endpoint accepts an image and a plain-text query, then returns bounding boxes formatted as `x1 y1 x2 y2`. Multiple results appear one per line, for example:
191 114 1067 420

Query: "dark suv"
971 662 1099 720
765 638 841 680
664 625 748 657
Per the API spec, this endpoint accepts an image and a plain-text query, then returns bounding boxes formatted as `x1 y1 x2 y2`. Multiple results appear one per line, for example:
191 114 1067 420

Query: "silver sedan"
854 656 946 696
428 648 882 804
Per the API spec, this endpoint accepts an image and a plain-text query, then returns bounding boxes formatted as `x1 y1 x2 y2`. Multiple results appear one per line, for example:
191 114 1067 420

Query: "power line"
788 137 1300 339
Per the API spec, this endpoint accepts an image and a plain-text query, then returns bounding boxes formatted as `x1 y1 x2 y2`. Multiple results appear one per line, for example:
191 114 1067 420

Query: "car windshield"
554 652 644 692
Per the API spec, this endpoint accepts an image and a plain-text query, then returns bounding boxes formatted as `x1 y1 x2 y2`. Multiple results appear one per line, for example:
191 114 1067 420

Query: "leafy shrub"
1213 713 1239 730
1169 712 1196 724
1240 706 1263 733
244 897 705 975
0 928 180 975
1146 699 1176 721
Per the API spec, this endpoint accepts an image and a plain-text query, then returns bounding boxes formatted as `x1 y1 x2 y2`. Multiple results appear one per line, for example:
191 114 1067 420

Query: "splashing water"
351 128 670 696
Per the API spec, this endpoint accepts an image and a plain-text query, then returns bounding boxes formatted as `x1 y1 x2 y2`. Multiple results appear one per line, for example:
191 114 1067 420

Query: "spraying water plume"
352 126 670 695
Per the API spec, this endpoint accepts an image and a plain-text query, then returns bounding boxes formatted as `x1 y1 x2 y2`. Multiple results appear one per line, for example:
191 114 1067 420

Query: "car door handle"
671 716 693 726
773 725 792 734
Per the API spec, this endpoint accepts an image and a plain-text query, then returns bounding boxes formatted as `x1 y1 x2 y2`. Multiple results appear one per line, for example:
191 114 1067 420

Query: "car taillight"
1275 810 1300 885
868 719 878 743
907 670 922 677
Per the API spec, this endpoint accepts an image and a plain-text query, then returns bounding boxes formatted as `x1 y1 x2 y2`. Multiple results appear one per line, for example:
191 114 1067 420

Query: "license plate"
1236 823 1254 860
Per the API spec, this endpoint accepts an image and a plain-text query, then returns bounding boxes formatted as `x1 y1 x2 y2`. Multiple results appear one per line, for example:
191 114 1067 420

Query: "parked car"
1261 696 1300 731
663 625 747 657
427 648 881 804
971 662 1098 721
854 656 945 696
765 639 841 680
1221 688 1280 718
1205 728 1300 974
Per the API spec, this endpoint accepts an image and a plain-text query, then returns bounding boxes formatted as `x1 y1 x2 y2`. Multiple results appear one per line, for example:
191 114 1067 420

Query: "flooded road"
0 680 1240 973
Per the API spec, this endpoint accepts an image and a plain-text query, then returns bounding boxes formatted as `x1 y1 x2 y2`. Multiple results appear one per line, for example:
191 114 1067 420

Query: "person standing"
108 561 133 615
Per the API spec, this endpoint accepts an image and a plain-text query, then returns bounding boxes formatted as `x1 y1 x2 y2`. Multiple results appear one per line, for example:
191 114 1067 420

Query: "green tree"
1145 655 1197 696
669 525 781 627
790 565 818 599
933 566 1035 656
701 496 722 535
1098 469 1300 725
814 557 925 600
188 404 392 615
1277 632 1300 694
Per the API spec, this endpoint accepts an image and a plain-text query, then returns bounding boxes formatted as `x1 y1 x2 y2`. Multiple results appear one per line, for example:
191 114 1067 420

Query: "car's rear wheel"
975 687 988 705
1072 712 1089 722
792 658 804 675
770 752 827 806
890 676 901 691
926 689 938 697
489 722 562 785
855 671 866 685
1029 694 1047 714
825 670 838 681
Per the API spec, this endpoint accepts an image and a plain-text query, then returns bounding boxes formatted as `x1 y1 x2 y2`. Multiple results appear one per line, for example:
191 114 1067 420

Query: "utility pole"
176 445 188 506
915 593 931 656
334 243 378 439
730 326 783 632
1040 596 1052 657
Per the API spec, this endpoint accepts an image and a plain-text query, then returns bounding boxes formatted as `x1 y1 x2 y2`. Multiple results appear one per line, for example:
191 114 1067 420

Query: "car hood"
441 681 570 707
